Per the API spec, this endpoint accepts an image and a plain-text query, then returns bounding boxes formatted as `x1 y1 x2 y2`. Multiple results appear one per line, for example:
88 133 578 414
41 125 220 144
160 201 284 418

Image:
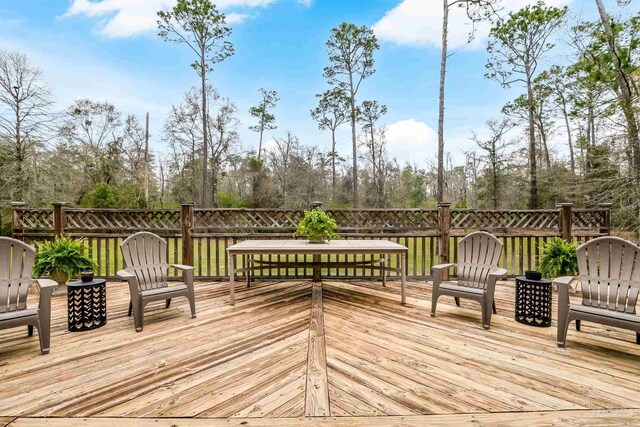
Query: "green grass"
81 235 557 279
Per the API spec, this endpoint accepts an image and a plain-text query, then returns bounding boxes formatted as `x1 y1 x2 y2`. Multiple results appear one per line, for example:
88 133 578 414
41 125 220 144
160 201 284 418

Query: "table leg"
401 253 406 305
381 254 387 287
246 255 251 288
229 253 236 305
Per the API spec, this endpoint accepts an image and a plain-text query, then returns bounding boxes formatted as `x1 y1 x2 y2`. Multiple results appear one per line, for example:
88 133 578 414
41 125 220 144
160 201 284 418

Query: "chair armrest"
171 264 195 271
488 268 507 279
35 278 58 290
116 269 136 279
432 263 455 271
553 276 575 287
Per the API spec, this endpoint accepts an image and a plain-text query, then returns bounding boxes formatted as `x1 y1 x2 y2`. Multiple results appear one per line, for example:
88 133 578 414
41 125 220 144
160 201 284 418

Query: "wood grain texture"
305 284 329 416
7 409 640 426
1 278 640 423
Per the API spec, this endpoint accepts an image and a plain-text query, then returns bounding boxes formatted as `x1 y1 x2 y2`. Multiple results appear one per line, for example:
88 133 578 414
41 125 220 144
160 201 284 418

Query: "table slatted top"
227 239 408 255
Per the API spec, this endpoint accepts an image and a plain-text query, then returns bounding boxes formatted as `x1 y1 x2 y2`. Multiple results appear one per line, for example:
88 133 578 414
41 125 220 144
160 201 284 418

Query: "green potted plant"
294 208 339 243
538 237 578 279
33 237 97 294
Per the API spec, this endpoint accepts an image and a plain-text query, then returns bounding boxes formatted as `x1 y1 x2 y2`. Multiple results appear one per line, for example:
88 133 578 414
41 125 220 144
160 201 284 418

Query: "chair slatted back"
0 237 35 314
576 237 640 314
457 231 503 289
120 232 169 291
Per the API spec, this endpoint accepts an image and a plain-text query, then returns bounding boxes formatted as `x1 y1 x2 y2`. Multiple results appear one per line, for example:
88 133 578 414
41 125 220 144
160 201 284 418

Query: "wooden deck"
1 279 640 426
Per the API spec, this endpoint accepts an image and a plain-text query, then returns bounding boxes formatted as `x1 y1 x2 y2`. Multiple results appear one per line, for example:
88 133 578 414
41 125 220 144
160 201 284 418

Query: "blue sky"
0 0 629 167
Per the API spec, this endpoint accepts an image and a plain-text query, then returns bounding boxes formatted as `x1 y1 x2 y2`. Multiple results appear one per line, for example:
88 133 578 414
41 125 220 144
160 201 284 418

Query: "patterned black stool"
515 276 553 327
68 278 107 332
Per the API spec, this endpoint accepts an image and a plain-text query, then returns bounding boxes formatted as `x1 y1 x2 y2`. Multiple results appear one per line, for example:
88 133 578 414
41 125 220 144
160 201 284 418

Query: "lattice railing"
13 209 53 232
193 209 440 232
66 209 181 232
452 210 560 230
573 209 608 230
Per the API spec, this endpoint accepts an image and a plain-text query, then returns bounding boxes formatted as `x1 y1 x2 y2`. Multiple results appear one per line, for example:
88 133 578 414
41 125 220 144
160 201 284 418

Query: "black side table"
515 276 553 327
68 278 107 332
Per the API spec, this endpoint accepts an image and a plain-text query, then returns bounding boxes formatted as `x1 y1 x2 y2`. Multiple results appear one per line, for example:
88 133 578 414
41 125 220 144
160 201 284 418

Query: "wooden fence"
10 201 611 281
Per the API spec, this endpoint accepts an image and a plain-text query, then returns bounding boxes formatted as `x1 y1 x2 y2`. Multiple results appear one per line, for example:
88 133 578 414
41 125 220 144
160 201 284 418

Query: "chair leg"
430 294 438 317
636 332 639 345
133 300 144 332
557 317 570 348
165 299 171 309
128 300 133 317
482 298 493 330
492 300 497 314
575 319 581 331
454 297 461 307
28 325 34 337
188 294 196 319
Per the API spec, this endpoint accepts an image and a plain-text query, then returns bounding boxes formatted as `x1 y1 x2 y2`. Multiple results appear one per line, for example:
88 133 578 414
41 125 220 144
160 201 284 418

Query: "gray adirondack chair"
555 236 640 347
117 232 196 332
431 231 507 329
0 237 57 354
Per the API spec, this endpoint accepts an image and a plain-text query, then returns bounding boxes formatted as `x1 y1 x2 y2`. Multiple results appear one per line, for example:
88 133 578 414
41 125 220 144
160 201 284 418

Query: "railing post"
311 201 323 282
53 202 68 238
559 203 573 242
438 203 451 280
181 203 195 266
10 202 26 238
598 203 612 235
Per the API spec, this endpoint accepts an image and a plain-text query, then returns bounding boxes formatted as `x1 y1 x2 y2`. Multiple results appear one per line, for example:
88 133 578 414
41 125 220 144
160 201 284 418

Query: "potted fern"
33 237 97 294
538 237 578 279
294 208 339 243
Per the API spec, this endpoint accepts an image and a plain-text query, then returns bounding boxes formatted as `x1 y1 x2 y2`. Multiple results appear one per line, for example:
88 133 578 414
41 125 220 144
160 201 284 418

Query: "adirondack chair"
117 232 196 332
0 237 57 354
431 231 507 329
555 236 640 347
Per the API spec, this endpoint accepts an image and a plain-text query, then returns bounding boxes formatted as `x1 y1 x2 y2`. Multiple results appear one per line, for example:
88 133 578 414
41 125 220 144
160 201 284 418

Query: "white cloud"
385 119 436 164
63 0 309 38
373 0 573 50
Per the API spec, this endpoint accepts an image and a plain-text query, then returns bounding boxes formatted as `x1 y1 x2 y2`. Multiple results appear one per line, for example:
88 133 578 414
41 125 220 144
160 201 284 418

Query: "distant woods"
0 1 639 232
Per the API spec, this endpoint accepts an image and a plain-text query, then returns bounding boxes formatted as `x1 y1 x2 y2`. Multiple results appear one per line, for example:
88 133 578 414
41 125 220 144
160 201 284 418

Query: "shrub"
82 183 118 208
33 237 97 278
538 237 578 278
293 208 339 241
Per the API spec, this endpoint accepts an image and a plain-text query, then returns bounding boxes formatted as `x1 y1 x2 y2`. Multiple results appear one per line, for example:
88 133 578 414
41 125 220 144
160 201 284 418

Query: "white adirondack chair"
555 236 640 347
431 231 507 329
0 237 57 354
117 232 196 332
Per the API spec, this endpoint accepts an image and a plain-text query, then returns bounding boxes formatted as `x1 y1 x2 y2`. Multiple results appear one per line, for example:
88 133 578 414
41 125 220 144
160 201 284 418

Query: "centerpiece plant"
294 208 339 243
33 236 97 286
538 237 578 278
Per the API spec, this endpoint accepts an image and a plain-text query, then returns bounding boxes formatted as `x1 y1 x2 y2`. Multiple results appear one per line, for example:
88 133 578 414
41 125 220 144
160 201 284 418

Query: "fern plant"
293 208 339 242
538 237 578 278
33 237 97 278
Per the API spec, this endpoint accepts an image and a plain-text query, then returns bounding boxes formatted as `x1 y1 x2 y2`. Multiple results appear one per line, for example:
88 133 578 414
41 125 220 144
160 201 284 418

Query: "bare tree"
471 118 514 208
437 0 500 203
158 0 234 207
0 50 53 201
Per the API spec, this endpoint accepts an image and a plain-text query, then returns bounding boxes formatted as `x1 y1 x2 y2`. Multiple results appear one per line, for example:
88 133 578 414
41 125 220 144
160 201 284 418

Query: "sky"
0 0 630 167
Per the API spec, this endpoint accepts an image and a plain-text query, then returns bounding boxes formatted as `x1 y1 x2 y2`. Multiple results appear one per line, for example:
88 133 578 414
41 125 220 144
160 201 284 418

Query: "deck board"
1 278 639 425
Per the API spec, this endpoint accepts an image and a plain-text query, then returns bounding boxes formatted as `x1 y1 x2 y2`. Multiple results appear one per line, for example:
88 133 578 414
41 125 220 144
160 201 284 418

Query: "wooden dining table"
226 239 409 305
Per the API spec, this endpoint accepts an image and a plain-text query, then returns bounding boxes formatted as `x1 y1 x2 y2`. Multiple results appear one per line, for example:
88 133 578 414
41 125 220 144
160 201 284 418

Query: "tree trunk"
595 0 640 183
331 129 337 198
15 98 23 200
349 82 358 208
437 0 449 204
258 111 265 162
561 99 576 176
200 56 209 208
526 76 538 209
